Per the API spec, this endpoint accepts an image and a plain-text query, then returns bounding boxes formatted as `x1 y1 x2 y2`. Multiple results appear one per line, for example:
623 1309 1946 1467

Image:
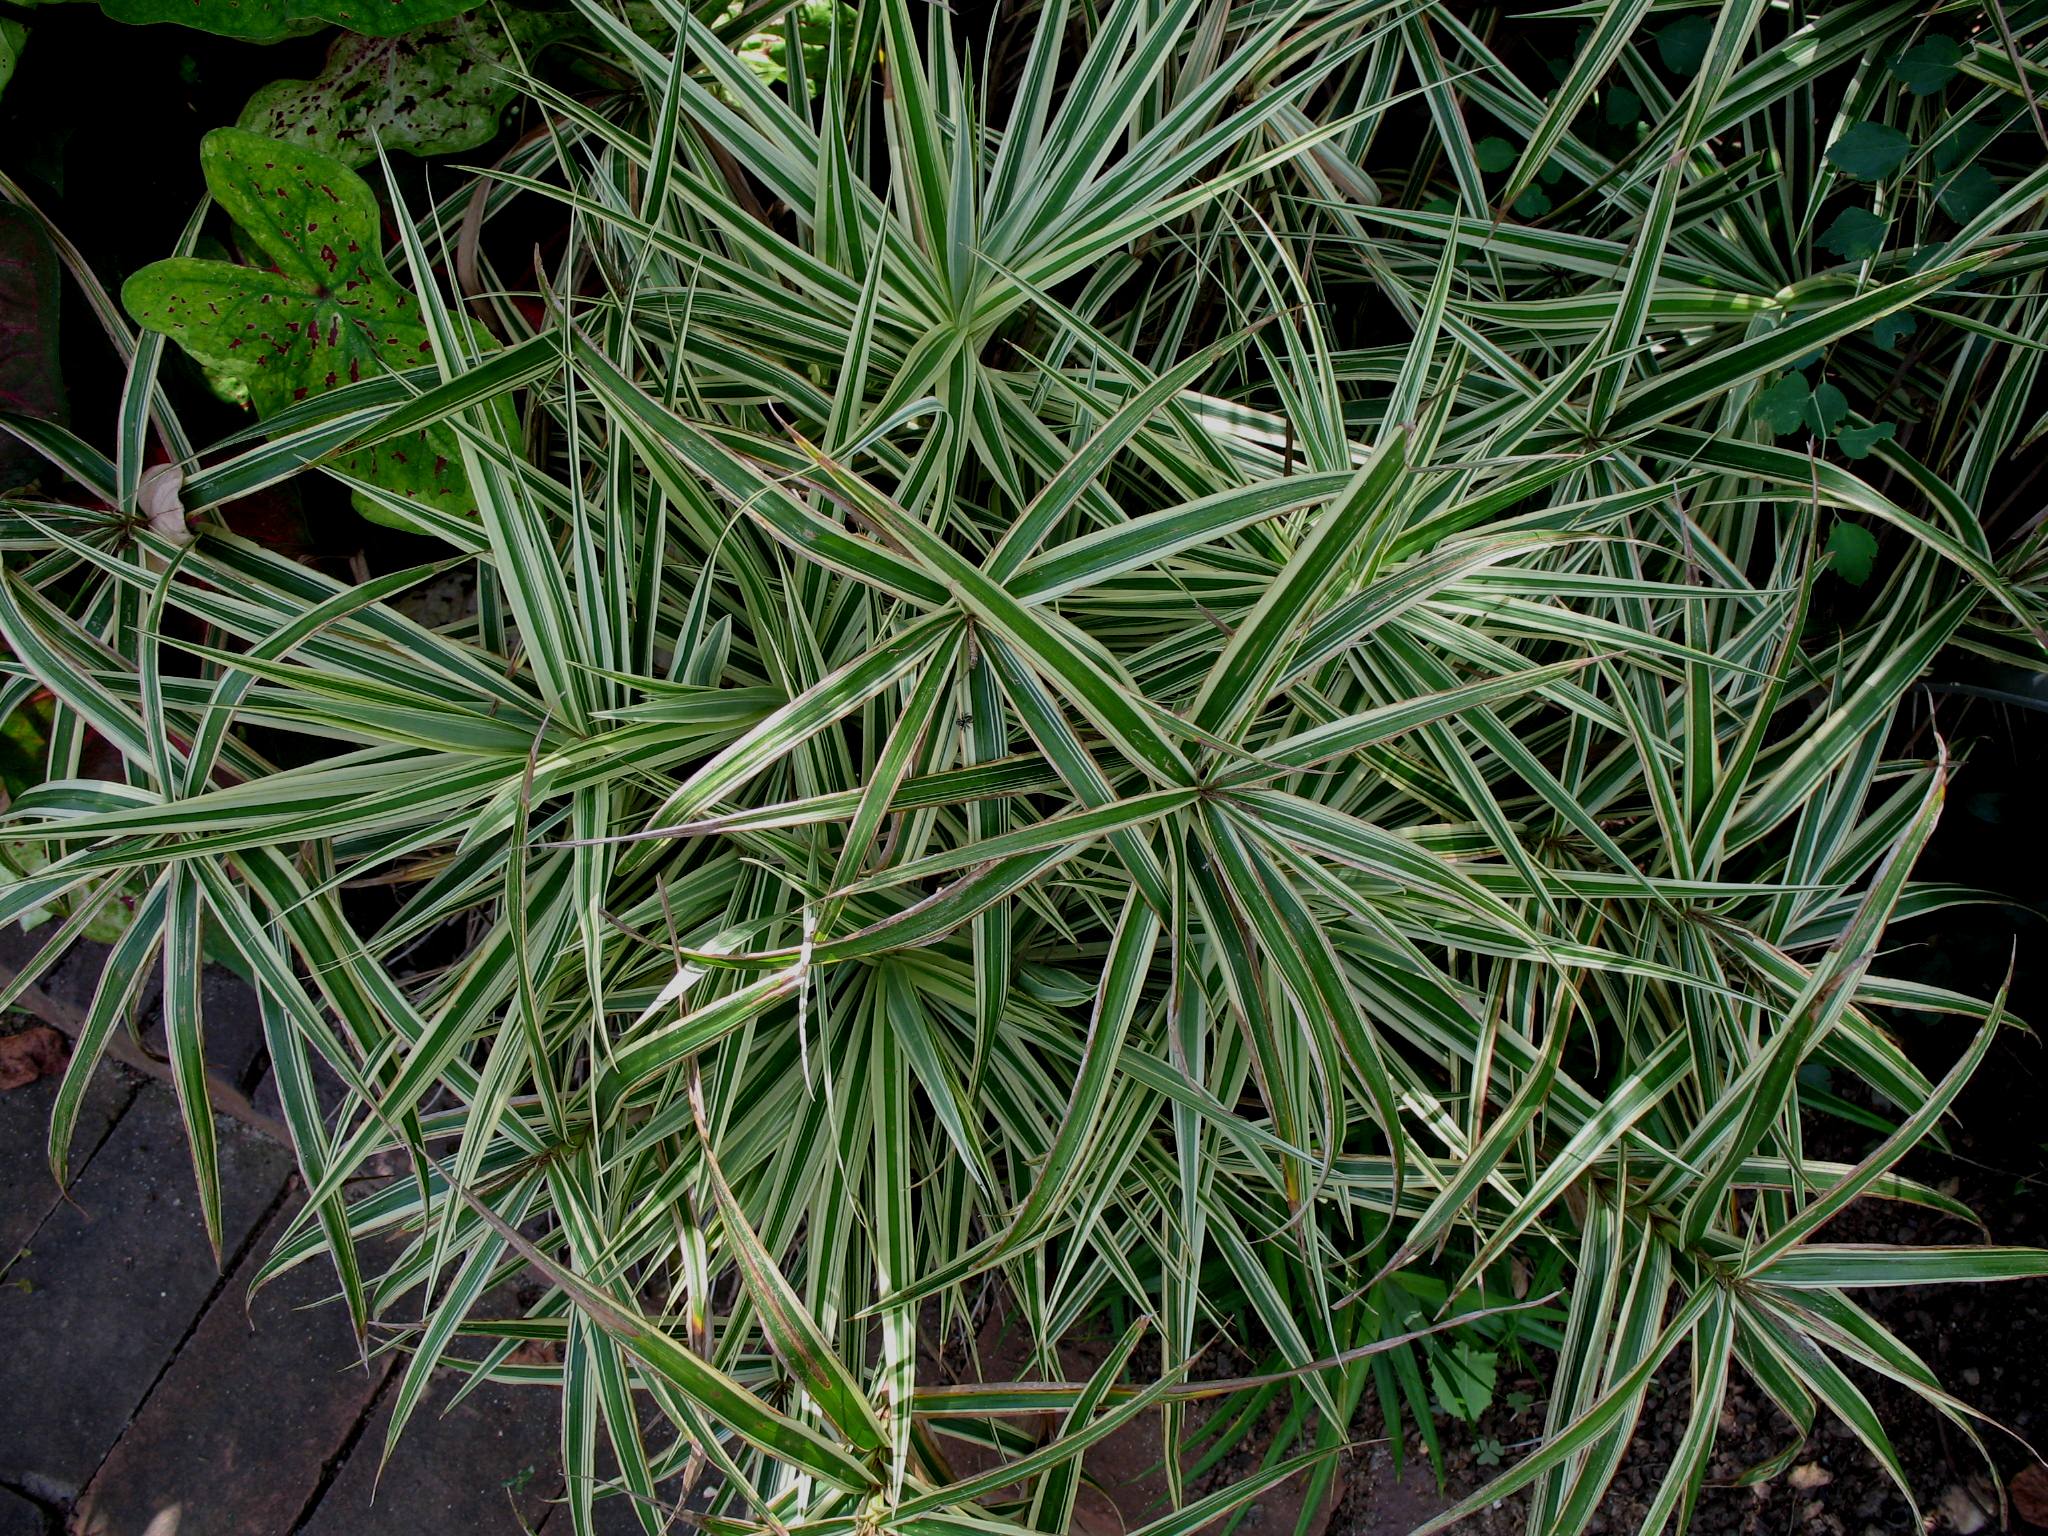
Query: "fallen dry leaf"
0 1025 68 1090
1940 1484 1990 1535
138 463 193 547
2013 1463 2048 1528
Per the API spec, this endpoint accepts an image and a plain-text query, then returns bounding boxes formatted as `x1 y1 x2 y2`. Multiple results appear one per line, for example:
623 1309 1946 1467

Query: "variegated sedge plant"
3 1 2048 1532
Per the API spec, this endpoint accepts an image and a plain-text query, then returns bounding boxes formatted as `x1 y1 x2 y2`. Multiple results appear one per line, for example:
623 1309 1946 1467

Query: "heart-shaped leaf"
1474 136 1515 173
1654 15 1711 74
1825 520 1879 584
1836 421 1896 459
95 0 474 43
1890 35 1962 96
1803 381 1848 438
1826 121 1911 181
1817 206 1887 263
1429 1341 1499 1423
1752 373 1810 436
0 20 25 103
122 128 487 528
238 13 565 167
1936 164 1998 223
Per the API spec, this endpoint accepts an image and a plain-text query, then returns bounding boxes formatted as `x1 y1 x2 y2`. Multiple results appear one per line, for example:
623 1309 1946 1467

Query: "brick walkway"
0 932 592 1536
4 939 1318 1536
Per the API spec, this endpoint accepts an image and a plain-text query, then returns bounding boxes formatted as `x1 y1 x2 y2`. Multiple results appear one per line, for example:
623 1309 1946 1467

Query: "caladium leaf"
95 0 473 43
238 13 568 167
122 128 490 529
0 20 25 102
733 1 848 96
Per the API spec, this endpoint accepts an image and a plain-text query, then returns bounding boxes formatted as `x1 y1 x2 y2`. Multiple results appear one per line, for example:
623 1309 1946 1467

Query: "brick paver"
0 1084 293 1502
0 1058 136 1263
0 1487 48 1536
70 1199 389 1536
0 951 599 1534
297 1368 561 1535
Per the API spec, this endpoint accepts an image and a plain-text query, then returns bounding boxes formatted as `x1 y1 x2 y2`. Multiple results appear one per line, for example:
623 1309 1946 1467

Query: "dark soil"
1330 1114 2046 1536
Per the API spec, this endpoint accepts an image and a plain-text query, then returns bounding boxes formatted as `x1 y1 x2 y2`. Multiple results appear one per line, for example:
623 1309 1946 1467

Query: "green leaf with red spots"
95 0 475 43
237 13 568 168
121 128 483 528
0 20 26 104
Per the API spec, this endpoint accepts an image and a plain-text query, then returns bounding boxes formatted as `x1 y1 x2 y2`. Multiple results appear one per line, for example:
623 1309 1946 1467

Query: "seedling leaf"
1827 122 1911 180
1826 520 1879 584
